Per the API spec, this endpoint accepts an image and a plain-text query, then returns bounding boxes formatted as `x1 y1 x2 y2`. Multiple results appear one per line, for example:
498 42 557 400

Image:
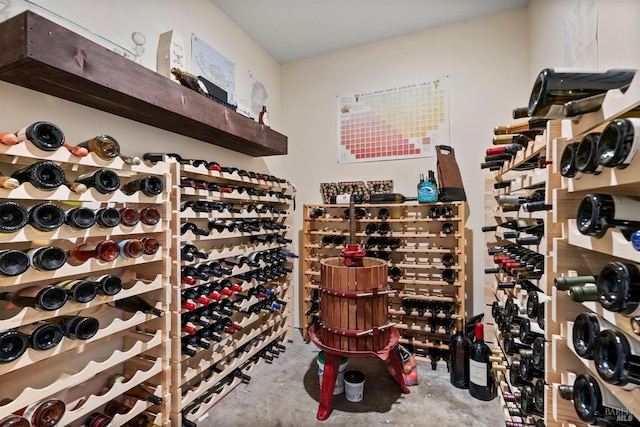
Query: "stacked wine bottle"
0 121 170 425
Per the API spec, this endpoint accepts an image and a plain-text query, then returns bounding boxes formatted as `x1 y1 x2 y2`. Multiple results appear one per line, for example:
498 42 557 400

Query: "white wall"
280 8 531 320
0 0 283 171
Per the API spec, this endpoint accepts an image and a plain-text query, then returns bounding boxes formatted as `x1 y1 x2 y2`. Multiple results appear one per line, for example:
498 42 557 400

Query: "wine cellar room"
1 0 640 426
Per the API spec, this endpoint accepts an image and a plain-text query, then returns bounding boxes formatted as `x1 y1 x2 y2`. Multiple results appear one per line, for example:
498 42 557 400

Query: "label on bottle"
469 359 488 387
622 118 640 165
417 181 437 203
334 194 351 204
611 195 640 222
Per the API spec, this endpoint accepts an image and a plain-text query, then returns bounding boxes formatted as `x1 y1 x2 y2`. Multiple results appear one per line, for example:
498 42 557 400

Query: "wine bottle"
369 193 417 203
0 285 68 311
527 68 636 118
18 399 66 426
564 373 640 425
532 337 545 371
560 141 580 178
85 274 123 296
259 106 271 127
328 194 363 204
597 117 640 169
65 207 97 229
54 279 98 303
19 322 63 350
56 316 99 340
78 134 141 165
450 317 470 389
596 262 640 315
27 246 67 271
563 92 608 117
494 118 549 135
576 193 640 239
0 415 29 427
492 134 531 146
468 322 497 400
95 207 121 228
0 330 29 363
124 382 163 405
139 206 161 226
15 121 65 151
68 240 119 264
572 312 602 359
140 237 160 255
74 169 121 194
11 161 65 191
497 189 545 206
568 284 598 302
485 143 524 156
28 203 65 231
84 413 112 427
554 275 597 291
575 132 603 175
119 207 140 227
118 239 144 258
0 202 28 233
111 295 165 317
121 175 164 197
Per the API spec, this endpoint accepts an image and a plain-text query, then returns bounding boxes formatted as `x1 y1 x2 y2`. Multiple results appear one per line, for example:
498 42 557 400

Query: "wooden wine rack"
547 72 640 426
0 142 172 426
167 160 295 426
485 71 640 427
301 202 466 365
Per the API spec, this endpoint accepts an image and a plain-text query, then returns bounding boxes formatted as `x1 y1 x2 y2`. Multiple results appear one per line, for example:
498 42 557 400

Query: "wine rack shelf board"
0 11 287 157
566 219 640 264
301 202 466 347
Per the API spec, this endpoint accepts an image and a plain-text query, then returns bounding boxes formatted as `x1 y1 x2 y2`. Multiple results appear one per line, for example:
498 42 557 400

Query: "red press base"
309 323 410 421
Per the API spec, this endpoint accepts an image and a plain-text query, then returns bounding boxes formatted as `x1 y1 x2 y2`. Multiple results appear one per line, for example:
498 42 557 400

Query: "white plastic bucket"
344 370 365 402
317 351 349 395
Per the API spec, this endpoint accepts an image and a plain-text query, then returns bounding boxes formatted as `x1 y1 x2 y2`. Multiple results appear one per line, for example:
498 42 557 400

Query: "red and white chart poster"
337 78 449 163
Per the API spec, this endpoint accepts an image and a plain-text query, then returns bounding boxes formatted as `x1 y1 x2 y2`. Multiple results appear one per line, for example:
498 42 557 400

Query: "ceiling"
210 0 529 64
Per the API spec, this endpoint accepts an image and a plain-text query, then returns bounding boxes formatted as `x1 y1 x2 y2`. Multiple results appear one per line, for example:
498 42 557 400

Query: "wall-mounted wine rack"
485 72 640 427
301 202 466 367
0 141 172 426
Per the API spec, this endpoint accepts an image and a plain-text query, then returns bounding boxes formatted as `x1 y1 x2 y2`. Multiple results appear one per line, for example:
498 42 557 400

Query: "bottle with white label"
468 322 497 400
576 193 640 240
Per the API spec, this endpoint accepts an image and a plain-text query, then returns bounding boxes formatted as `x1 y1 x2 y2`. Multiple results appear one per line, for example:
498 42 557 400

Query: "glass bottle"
15 121 65 151
121 175 164 197
11 161 65 191
28 203 65 232
68 240 120 264
77 135 141 165
0 285 68 311
74 169 121 194
0 330 29 363
64 207 96 230
0 202 28 233
450 317 470 388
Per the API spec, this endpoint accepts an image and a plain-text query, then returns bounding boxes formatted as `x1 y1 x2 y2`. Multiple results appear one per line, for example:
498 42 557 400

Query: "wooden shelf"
0 11 287 157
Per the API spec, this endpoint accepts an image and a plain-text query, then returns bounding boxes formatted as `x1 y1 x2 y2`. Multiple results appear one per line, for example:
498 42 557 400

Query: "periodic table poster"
337 78 449 163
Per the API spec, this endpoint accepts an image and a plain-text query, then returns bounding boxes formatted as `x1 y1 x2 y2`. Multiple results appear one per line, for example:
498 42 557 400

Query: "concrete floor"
198 331 505 427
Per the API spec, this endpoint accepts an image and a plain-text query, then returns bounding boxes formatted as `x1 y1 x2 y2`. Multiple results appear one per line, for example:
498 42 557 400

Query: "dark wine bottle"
121 175 164 197
597 262 640 315
485 143 524 156
57 316 100 340
15 121 65 151
74 169 121 194
112 295 165 317
369 193 417 203
563 92 608 117
11 161 65 191
139 207 161 225
0 330 29 363
597 117 640 169
494 118 549 135
468 322 497 400
560 141 580 178
0 250 29 276
27 246 67 271
65 207 97 229
85 274 123 296
54 279 98 303
575 132 603 175
555 275 597 291
594 328 640 387
119 207 140 227
28 203 65 231
576 193 640 240
527 68 636 118
95 207 121 228
20 322 63 350
450 317 470 389
0 285 68 311
0 202 28 233
572 312 601 359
